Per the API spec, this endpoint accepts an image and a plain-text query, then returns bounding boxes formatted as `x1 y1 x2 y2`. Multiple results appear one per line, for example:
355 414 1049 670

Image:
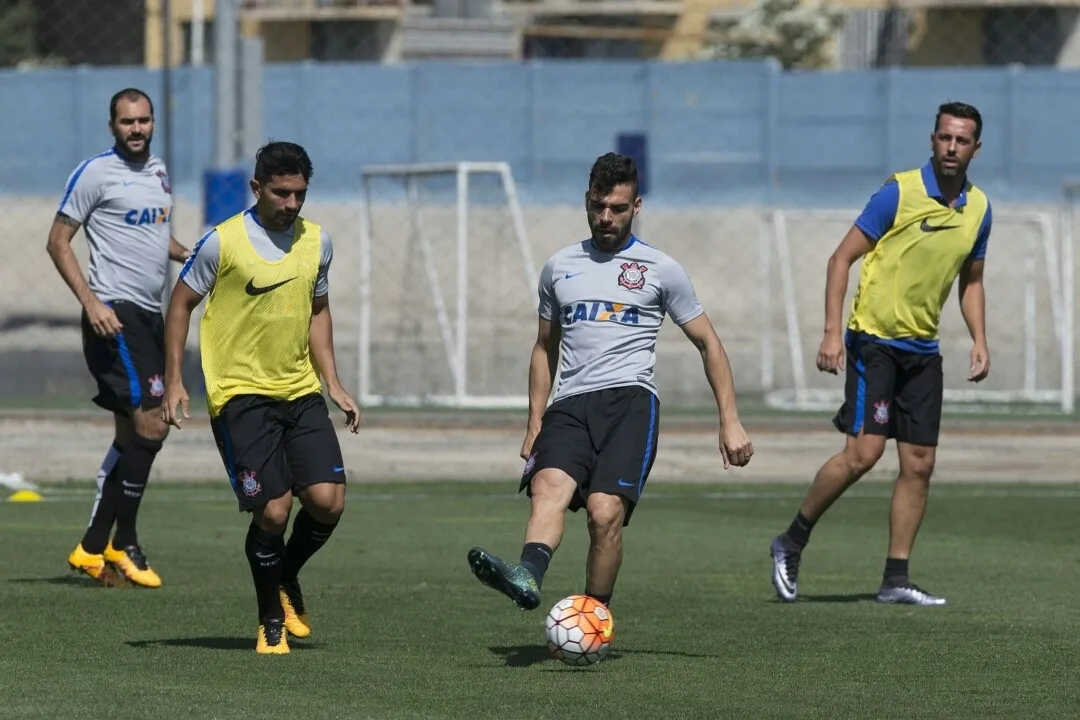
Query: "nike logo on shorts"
245 277 297 296
333 465 345 473
617 479 634 487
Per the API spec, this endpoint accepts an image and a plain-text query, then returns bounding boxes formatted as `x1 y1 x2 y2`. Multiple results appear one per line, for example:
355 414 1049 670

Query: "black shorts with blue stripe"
519 385 660 526
210 393 346 512
832 331 944 447
81 300 166 414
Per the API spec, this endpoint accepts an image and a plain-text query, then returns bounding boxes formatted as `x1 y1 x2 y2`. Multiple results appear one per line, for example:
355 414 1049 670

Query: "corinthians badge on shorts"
238 470 262 497
617 262 648 290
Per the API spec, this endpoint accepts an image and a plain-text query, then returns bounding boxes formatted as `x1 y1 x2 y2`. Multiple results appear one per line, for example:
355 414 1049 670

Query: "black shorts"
210 393 347 512
833 333 944 446
519 385 660 526
81 300 166 414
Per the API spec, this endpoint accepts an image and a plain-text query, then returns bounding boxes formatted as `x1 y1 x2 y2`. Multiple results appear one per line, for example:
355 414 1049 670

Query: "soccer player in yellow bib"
770 102 992 607
161 141 361 654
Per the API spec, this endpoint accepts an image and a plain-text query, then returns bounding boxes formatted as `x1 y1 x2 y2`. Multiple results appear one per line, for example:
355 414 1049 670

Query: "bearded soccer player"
161 141 360 654
770 102 992 606
49 88 191 588
467 152 754 612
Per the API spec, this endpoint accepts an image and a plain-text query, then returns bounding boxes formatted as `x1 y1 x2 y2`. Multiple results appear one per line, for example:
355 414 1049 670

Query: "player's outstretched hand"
719 422 753 469
968 342 991 382
161 382 190 429
815 332 845 375
85 296 123 338
329 387 361 433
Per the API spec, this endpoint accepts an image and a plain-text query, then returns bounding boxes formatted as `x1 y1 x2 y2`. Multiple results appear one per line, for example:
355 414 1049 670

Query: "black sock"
110 434 162 549
587 592 612 607
81 443 125 554
246 522 286 623
785 512 816 549
883 557 909 587
281 508 338 584
520 542 553 587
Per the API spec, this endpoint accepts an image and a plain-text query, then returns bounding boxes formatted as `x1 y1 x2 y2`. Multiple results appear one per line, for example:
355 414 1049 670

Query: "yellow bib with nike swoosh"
199 211 323 418
847 167 989 341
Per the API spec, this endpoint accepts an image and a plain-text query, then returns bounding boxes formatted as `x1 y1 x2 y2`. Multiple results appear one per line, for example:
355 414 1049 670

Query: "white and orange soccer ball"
544 594 615 666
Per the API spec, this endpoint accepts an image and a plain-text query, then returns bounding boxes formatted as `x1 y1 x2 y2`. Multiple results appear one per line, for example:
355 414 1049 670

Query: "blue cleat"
467 546 541 610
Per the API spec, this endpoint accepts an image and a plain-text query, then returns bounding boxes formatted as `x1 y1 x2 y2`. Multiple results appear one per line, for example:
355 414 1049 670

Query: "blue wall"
3 59 1079 207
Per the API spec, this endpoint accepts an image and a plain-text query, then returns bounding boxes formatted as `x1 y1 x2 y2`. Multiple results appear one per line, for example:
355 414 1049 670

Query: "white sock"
87 443 123 527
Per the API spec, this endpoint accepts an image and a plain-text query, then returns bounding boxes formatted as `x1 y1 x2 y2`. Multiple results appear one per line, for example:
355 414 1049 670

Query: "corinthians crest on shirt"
618 262 647 290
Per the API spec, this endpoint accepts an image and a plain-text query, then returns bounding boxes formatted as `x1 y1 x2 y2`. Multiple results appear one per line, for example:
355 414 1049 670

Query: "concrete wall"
2 60 1080 205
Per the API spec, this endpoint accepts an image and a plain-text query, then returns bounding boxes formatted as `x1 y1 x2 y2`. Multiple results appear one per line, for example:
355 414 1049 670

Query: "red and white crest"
617 262 648 290
148 374 165 397
873 400 889 425
238 470 262 497
156 169 172 194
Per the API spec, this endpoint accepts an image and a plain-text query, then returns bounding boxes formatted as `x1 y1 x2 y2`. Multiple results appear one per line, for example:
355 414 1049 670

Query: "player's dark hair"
253 141 314 184
588 152 638 197
109 88 153 122
935 101 982 141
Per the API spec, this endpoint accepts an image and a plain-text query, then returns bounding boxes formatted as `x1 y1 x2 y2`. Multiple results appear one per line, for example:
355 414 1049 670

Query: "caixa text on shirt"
561 302 640 326
124 207 172 226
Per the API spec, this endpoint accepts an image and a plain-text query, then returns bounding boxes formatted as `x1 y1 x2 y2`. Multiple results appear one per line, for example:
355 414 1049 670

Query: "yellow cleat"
68 544 105 580
256 620 290 654
279 583 311 638
104 543 162 588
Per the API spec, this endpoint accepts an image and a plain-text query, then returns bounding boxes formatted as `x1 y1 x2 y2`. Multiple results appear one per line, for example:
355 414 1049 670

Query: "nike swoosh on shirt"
920 219 960 232
245 277 297 296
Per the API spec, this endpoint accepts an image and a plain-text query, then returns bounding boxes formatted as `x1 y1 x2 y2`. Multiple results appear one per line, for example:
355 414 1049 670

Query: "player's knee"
585 493 625 540
900 445 935 482
530 469 576 509
845 435 885 474
132 408 169 442
256 495 293 534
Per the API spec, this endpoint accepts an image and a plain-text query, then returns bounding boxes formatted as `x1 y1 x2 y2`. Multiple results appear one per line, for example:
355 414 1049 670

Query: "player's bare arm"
310 294 361 433
817 225 874 374
161 280 204 428
521 316 561 460
168 236 191 262
959 257 990 382
46 212 122 337
678 312 753 469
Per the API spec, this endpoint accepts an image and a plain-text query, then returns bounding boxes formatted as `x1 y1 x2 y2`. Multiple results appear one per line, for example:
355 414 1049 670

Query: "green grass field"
3 482 1078 719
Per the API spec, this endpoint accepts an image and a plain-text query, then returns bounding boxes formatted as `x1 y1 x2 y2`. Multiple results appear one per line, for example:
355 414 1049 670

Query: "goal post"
762 206 1074 414
357 161 537 408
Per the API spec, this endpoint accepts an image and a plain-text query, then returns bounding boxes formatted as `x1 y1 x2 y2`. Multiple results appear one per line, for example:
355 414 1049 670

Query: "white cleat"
876 583 947 606
770 535 801 602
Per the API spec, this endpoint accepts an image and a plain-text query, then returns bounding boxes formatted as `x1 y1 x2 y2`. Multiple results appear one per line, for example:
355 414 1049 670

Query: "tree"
0 0 38 68
702 0 847 70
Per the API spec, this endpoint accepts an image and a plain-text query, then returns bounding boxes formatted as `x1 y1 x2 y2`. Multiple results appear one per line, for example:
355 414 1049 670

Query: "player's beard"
121 132 152 160
590 222 632 253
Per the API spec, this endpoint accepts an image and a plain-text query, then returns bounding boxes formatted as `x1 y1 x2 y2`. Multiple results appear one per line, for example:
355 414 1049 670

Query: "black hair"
109 88 153 123
588 152 638 197
935 101 983 141
253 141 314 184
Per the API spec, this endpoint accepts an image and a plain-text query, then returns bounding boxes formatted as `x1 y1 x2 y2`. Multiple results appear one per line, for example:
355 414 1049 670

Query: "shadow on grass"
9 575 116 588
798 593 879 603
488 644 723 668
126 637 324 651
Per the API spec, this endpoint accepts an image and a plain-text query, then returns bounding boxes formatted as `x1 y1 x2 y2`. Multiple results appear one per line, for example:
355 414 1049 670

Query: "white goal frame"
762 207 1075 414
357 161 537 409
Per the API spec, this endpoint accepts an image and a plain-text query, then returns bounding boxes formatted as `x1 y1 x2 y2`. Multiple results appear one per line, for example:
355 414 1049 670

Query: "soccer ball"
544 594 615 666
